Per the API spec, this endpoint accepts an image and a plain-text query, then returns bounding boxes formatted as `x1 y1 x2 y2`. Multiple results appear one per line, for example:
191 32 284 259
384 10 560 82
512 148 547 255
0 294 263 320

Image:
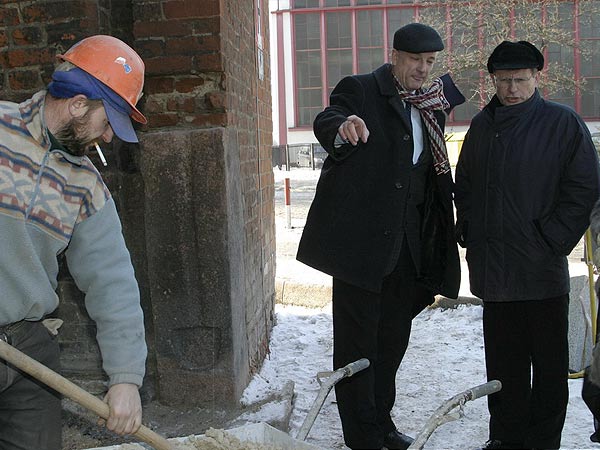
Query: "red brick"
8 69 42 90
166 97 196 113
165 35 220 55
132 2 162 22
7 48 55 68
0 30 8 48
12 27 43 46
145 77 175 95
21 1 95 24
134 20 193 38
0 51 8 69
135 39 165 59
146 113 179 128
193 53 222 72
143 97 164 114
163 0 220 19
190 112 228 127
145 55 193 75
0 6 19 26
205 91 225 109
174 77 207 93
19 4 46 22
192 17 221 34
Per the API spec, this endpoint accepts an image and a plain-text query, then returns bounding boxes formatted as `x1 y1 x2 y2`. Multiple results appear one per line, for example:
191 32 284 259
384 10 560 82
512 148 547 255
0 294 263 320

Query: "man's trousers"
483 296 569 450
0 320 61 450
332 245 427 449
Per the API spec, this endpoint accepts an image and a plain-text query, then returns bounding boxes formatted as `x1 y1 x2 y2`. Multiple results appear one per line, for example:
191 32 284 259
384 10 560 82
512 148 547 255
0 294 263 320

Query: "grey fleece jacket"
0 90 146 387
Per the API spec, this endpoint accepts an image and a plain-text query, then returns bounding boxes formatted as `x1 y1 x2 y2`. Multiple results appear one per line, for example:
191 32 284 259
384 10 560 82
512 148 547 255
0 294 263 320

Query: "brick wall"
0 0 275 407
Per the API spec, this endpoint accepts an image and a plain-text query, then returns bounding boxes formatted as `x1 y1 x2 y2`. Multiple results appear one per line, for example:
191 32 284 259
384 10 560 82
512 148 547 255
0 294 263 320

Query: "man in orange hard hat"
0 35 148 449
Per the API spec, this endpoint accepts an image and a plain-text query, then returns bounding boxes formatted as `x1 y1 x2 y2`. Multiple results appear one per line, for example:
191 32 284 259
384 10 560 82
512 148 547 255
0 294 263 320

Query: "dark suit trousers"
483 296 569 450
332 244 422 449
0 321 61 450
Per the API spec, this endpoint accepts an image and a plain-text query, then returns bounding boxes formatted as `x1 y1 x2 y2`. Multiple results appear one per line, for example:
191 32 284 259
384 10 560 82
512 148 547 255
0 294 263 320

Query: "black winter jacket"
455 90 600 301
297 64 460 300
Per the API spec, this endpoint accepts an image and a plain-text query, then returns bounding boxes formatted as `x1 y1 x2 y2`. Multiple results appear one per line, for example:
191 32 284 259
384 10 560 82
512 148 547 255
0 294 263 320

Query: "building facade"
0 0 275 408
270 0 600 157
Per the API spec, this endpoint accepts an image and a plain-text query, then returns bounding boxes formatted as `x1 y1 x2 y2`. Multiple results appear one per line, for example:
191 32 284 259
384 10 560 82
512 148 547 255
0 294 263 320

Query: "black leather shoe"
383 430 414 450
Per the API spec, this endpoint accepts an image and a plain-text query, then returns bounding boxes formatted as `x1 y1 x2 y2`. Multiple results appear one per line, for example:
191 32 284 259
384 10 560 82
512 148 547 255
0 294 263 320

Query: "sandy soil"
61 398 242 450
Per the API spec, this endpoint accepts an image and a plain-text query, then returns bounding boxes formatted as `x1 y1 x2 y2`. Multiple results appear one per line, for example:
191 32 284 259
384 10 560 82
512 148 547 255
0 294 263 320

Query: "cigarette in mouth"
94 142 107 166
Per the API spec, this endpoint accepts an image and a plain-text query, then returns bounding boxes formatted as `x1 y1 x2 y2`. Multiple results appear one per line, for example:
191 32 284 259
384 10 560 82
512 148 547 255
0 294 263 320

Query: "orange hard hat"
57 35 147 124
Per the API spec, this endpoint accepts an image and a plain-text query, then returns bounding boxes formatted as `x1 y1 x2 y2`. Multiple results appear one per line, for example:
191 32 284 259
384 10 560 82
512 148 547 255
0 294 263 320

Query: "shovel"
0 338 173 450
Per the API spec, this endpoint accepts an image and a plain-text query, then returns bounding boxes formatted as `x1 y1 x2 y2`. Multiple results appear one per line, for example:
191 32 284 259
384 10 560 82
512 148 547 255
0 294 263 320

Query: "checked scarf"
392 69 451 175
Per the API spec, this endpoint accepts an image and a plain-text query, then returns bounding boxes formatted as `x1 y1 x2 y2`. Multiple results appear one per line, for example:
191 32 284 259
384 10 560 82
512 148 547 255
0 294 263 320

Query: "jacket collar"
373 64 413 130
374 63 398 97
20 90 85 166
20 90 51 149
485 89 541 129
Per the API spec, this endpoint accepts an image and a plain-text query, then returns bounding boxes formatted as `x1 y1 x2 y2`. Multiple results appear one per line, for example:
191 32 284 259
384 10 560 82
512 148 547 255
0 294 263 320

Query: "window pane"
295 14 322 50
581 40 600 78
358 47 384 73
452 72 485 122
327 12 352 48
356 0 383 5
293 0 320 8
296 50 322 88
324 0 351 6
326 12 352 90
581 78 600 118
580 4 600 39
388 0 416 4
327 49 353 88
357 10 383 47
295 13 323 127
387 8 416 46
513 3 542 38
357 9 383 73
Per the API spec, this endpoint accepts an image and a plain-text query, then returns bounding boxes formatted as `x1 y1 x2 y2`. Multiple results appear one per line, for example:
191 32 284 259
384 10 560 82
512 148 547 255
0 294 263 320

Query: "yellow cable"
585 228 597 345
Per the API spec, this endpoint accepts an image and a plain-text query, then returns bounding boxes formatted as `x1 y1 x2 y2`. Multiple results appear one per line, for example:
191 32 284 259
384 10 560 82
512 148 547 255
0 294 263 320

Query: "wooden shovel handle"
0 339 172 450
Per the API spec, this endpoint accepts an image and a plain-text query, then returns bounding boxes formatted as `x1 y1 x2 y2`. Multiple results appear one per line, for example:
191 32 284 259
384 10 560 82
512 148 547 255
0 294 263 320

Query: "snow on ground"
239 168 599 449
242 303 597 450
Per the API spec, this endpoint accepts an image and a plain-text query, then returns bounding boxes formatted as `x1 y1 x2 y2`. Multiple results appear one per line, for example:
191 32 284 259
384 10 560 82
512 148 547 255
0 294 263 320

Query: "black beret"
393 23 444 53
487 40 544 73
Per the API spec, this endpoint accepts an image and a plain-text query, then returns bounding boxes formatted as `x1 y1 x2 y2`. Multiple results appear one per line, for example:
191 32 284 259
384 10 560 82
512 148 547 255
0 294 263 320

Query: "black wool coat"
296 64 460 301
455 91 600 301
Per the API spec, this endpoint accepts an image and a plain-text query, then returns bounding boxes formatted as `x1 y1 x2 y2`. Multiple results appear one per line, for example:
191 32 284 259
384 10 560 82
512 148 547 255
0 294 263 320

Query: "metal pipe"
296 358 370 441
408 380 502 450
284 177 292 228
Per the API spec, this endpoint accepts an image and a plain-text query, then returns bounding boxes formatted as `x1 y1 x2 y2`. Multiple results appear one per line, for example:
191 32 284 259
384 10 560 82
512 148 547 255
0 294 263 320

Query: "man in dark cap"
455 40 600 450
297 22 464 449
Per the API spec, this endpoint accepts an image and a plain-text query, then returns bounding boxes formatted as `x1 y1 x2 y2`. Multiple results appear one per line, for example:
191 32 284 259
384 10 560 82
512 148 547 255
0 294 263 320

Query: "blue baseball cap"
48 67 139 143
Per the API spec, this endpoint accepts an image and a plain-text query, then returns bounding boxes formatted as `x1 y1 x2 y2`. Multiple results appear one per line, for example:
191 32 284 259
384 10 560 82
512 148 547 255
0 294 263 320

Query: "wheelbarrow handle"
408 380 502 450
296 358 371 441
342 358 370 377
0 339 172 450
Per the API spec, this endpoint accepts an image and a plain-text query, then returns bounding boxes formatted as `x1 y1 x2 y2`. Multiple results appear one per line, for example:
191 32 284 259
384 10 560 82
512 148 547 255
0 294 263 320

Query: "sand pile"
174 428 285 449
115 428 285 450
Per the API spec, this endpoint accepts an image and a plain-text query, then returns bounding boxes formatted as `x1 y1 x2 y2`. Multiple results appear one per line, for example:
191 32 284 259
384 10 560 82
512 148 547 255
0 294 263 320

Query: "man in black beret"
455 40 600 449
297 22 464 449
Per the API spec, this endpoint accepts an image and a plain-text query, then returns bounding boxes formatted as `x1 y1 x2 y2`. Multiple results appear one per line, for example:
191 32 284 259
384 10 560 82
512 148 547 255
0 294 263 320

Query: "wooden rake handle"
0 339 173 450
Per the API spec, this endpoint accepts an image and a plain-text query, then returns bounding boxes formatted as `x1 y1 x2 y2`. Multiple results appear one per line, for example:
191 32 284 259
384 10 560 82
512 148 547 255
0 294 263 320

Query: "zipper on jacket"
24 150 51 220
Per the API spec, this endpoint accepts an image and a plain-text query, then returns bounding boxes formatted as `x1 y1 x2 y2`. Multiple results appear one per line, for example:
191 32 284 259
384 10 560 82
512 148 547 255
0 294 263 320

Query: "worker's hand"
99 383 142 436
338 115 369 146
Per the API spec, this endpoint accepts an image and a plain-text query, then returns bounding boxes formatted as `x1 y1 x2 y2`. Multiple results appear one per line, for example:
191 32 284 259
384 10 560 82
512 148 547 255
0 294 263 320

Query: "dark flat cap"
393 23 444 53
487 40 544 73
